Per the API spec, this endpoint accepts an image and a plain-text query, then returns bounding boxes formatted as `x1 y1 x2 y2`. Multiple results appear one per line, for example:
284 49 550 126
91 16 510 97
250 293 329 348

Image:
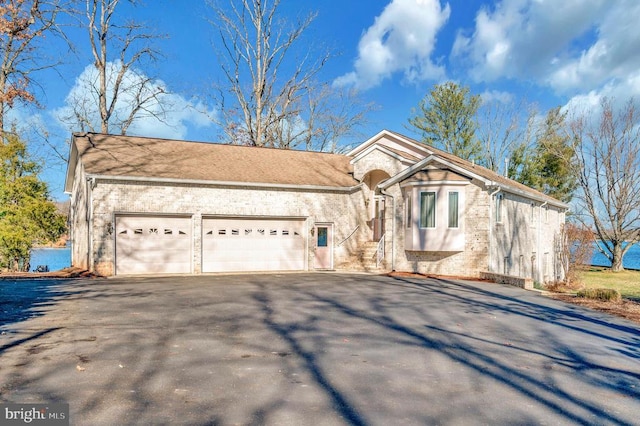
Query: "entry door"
373 197 385 241
313 224 333 269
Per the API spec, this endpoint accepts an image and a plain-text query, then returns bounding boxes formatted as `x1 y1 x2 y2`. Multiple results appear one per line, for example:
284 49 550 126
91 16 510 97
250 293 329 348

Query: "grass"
579 267 640 301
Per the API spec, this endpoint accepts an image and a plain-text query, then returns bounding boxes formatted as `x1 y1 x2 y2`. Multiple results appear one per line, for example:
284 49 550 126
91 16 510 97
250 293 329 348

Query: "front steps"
359 241 384 272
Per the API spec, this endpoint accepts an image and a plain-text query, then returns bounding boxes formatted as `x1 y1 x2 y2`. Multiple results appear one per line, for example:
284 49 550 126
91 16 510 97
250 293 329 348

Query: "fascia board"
86 174 363 193
63 139 78 194
349 144 416 165
379 155 490 189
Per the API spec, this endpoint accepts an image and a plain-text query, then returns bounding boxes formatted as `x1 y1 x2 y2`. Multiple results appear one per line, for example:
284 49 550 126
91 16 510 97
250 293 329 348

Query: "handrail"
376 234 385 268
337 225 360 247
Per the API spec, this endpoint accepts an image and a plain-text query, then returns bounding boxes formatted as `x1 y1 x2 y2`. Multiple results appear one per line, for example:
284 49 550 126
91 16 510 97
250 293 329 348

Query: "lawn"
580 267 640 301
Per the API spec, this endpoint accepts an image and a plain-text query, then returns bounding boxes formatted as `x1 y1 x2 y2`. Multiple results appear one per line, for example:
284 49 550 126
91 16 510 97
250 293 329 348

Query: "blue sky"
17 0 640 199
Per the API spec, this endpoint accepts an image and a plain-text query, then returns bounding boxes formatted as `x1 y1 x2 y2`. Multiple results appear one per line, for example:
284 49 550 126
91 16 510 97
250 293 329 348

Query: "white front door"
313 224 333 269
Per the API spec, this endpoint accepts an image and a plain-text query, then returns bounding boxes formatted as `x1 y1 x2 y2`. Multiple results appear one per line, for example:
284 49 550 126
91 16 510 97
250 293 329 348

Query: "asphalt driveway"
0 273 639 425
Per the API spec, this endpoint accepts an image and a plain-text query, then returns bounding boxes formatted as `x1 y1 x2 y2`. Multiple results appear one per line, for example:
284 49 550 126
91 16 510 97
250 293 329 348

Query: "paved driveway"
0 273 639 425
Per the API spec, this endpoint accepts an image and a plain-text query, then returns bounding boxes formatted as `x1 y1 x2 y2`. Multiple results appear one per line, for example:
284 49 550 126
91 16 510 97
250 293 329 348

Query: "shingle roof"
386 130 567 207
73 133 358 188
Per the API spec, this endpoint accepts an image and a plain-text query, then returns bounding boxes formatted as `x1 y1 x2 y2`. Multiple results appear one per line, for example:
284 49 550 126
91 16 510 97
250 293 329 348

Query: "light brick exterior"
67 130 566 281
71 177 370 276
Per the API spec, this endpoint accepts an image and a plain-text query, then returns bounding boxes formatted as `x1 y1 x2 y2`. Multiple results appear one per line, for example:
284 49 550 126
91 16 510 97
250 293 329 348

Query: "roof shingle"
74 133 358 188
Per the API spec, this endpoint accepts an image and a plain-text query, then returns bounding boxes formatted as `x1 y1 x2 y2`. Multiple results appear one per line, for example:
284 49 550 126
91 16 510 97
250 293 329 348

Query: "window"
420 192 436 228
317 227 328 247
530 203 535 222
406 195 412 229
495 194 503 223
448 192 459 228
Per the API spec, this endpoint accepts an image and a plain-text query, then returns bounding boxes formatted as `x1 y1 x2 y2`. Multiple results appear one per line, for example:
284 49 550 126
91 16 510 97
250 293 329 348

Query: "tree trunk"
610 242 625 272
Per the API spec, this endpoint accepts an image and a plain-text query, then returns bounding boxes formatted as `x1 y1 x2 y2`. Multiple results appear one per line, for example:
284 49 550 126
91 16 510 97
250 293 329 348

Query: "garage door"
115 215 192 275
202 218 306 272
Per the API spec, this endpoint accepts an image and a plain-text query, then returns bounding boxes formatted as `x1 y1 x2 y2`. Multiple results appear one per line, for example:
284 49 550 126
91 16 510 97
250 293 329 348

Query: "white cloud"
479 90 514 105
54 63 216 140
334 0 450 90
451 0 640 95
563 70 640 118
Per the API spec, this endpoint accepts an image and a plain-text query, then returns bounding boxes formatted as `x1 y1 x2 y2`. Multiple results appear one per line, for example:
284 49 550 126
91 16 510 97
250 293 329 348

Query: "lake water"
29 242 640 272
29 247 72 272
590 242 640 270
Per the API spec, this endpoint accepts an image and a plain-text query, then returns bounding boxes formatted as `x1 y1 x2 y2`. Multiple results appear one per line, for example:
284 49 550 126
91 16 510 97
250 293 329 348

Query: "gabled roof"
65 133 358 192
353 130 568 209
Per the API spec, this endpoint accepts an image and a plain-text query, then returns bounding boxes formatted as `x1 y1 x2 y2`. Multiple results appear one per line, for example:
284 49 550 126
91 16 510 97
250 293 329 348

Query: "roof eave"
86 174 363 193
63 136 79 194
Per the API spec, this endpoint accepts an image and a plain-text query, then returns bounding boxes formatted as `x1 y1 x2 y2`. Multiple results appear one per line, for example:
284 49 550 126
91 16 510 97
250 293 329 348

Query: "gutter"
85 174 364 193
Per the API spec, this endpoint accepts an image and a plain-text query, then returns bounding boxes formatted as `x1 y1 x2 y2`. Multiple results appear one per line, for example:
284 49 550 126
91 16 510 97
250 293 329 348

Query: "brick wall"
85 180 369 275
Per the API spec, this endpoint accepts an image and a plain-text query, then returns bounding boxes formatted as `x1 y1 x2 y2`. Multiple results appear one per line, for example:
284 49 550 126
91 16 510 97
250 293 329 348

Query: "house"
64 130 568 282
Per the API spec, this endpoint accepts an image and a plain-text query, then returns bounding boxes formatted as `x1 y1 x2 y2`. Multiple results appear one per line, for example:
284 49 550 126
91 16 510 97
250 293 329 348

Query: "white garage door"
202 218 306 272
115 215 192 275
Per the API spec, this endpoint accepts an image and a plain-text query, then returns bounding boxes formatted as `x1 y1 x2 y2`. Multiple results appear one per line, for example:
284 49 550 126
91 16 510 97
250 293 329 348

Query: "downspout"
87 177 96 272
379 188 396 271
538 201 548 283
488 185 501 273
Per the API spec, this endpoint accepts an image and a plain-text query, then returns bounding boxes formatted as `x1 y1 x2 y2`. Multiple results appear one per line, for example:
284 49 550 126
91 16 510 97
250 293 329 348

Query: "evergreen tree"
0 134 66 271
408 81 482 161
513 107 576 203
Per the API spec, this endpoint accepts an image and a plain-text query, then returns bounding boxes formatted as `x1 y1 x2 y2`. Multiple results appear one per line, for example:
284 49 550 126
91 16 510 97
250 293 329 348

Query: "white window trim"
495 193 504 224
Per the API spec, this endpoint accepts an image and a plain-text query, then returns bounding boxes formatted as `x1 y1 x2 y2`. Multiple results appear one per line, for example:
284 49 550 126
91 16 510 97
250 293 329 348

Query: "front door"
373 197 385 241
313 224 333 269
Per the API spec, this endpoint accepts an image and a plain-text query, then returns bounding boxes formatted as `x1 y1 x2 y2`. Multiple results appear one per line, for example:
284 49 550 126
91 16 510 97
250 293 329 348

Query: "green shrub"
576 288 622 303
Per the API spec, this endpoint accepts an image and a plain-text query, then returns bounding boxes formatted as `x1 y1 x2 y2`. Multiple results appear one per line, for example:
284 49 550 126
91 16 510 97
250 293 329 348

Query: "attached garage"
115 215 192 275
202 217 306 273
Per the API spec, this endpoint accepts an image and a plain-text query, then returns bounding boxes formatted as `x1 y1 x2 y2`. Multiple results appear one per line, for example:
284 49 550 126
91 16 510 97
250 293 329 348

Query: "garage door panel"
116 216 192 275
202 218 306 273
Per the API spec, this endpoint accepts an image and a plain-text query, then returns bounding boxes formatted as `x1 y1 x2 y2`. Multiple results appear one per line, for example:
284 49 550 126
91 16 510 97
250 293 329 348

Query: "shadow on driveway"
0 273 638 425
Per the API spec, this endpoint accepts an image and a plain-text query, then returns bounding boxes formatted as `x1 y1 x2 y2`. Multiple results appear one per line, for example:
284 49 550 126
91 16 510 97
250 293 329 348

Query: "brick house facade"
65 130 568 281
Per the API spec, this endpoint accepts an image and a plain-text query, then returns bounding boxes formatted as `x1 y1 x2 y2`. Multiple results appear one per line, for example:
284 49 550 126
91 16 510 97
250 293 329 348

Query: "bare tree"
0 0 69 133
556 222 594 286
210 0 371 150
59 0 167 135
477 98 536 176
569 98 640 271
